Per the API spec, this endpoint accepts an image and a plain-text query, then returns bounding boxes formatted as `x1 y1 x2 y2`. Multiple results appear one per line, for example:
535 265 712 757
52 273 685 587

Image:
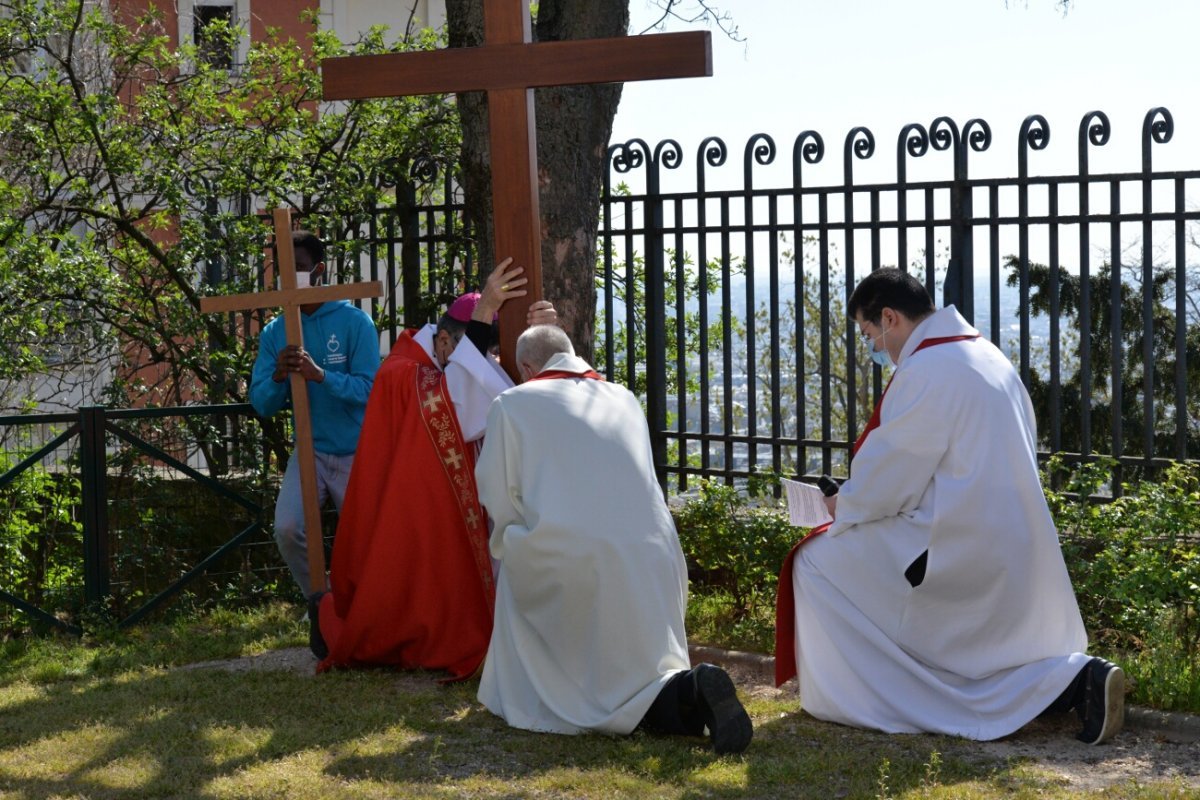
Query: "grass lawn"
0 605 1194 800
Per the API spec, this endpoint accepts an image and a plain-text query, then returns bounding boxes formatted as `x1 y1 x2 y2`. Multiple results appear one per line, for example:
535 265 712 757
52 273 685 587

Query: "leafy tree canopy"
0 0 460 416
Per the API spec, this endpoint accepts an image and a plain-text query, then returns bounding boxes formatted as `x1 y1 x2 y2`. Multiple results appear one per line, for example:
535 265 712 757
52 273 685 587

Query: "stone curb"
1124 706 1200 742
687 643 1200 743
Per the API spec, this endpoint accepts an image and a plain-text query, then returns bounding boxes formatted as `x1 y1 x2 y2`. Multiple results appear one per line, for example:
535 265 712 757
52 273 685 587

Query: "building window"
194 4 234 69
178 0 247 72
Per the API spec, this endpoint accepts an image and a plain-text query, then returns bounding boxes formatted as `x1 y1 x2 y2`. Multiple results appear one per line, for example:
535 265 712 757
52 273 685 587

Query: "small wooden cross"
200 208 383 596
321 0 711 379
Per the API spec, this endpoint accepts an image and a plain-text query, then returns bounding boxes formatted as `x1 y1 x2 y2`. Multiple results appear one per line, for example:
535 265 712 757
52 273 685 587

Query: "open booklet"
781 478 834 528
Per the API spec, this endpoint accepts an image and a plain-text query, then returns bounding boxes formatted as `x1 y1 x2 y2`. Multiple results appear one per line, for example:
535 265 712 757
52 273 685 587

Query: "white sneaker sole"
1088 665 1125 745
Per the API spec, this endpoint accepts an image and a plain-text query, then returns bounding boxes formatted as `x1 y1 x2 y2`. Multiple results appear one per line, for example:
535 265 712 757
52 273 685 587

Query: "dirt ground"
184 646 1200 793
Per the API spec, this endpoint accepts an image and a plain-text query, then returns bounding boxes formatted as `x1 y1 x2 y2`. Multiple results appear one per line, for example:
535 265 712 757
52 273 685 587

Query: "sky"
611 0 1200 187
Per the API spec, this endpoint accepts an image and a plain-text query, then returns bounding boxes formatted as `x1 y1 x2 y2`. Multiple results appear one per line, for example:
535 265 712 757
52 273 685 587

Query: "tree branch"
637 0 744 42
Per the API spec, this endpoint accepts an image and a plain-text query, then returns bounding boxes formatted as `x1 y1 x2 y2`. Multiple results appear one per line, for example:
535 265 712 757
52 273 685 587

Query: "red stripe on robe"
527 368 604 382
773 333 981 686
317 330 494 678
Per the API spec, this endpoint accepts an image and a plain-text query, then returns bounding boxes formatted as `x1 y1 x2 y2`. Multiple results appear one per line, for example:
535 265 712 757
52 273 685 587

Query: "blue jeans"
274 451 354 595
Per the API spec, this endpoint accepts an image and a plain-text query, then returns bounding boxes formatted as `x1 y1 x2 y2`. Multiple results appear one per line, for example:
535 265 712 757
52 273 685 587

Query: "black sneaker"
1076 657 1124 744
693 663 753 755
307 591 329 660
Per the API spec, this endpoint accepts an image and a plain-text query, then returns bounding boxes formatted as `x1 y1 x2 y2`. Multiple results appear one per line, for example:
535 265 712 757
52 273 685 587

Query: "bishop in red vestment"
314 260 554 678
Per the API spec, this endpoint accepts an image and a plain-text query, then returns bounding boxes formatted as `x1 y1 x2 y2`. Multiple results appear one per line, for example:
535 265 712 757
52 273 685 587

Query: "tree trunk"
445 0 628 363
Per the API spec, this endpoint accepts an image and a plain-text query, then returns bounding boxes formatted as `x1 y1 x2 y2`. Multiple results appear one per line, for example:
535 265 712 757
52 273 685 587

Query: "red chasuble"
317 330 495 678
773 334 980 686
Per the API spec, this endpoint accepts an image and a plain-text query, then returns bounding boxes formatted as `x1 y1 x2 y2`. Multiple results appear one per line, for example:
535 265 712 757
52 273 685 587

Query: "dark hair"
436 314 467 341
292 230 326 267
847 268 935 324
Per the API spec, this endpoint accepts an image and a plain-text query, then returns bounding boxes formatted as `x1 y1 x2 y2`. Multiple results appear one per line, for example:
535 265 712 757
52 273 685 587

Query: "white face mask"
869 326 893 368
297 269 324 288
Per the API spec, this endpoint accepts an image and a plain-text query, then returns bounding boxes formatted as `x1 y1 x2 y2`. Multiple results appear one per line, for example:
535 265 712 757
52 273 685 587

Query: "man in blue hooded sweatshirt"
249 231 380 598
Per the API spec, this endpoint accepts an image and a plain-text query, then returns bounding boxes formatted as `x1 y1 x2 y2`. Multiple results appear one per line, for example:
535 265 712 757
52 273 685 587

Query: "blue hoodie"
249 300 380 456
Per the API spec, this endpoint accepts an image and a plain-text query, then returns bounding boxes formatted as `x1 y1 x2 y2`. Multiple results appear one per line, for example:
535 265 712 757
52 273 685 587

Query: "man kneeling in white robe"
779 268 1124 745
475 325 753 755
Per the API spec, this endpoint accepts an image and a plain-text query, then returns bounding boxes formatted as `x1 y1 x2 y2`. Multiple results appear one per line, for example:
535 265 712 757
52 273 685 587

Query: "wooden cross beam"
321 0 711 379
200 208 383 596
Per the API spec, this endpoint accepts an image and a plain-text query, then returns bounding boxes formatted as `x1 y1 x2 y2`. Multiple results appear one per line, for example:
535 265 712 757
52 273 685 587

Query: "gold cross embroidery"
443 447 464 470
422 390 444 413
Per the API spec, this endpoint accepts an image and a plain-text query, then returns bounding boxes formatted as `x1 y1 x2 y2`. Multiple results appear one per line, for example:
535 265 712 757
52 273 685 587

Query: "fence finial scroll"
930 117 958 154
843 126 875 183
1142 107 1174 172
1077 110 1110 174
408 154 440 184
897 122 930 184
791 130 824 188
1018 114 1050 177
653 139 684 171
700 136 728 169
963 118 992 154
744 133 776 187
610 138 650 174
899 122 930 160
697 136 727 192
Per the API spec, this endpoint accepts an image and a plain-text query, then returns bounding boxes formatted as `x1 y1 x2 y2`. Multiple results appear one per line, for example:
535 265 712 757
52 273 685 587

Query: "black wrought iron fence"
599 108 1200 493
7 109 1200 632
0 404 283 633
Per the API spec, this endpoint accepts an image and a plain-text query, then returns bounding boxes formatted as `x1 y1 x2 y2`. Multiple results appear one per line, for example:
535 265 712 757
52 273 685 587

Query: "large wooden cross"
200 209 383 595
321 0 711 379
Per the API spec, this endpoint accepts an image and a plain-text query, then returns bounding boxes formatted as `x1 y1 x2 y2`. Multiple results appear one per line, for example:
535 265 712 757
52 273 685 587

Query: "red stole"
773 333 980 686
415 361 494 616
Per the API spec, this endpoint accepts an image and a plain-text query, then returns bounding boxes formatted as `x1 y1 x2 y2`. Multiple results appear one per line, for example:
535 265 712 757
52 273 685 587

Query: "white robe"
793 306 1090 740
413 323 512 443
475 353 691 735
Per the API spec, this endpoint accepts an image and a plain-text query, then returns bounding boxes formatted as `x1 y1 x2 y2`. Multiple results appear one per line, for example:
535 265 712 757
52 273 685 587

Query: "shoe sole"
695 666 753 755
1084 665 1125 745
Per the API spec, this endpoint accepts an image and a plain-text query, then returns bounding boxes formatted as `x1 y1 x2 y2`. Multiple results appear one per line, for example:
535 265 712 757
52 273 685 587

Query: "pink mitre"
446 291 497 323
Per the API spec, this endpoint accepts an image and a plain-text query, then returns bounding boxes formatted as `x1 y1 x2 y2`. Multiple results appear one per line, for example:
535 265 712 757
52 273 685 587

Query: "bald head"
516 325 574 379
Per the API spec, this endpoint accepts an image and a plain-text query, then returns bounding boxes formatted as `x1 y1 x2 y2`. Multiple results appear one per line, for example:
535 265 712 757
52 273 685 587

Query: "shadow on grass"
323 697 1008 799
0 664 1045 800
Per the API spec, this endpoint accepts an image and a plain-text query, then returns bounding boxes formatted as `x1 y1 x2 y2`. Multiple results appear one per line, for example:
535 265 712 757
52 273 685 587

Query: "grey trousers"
274 451 354 595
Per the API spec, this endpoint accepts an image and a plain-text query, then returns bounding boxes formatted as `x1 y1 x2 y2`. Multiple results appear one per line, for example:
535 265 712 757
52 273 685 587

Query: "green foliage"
1046 457 1200 647
0 0 464 431
684 588 775 653
0 453 83 627
673 477 798 626
1045 456 1200 710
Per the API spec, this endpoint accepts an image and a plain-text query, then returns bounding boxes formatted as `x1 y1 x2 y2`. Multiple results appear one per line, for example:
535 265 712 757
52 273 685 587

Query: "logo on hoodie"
325 333 347 366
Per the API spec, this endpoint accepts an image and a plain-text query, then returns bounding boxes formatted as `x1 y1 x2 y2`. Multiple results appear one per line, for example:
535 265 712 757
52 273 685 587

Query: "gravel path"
184 645 1200 792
